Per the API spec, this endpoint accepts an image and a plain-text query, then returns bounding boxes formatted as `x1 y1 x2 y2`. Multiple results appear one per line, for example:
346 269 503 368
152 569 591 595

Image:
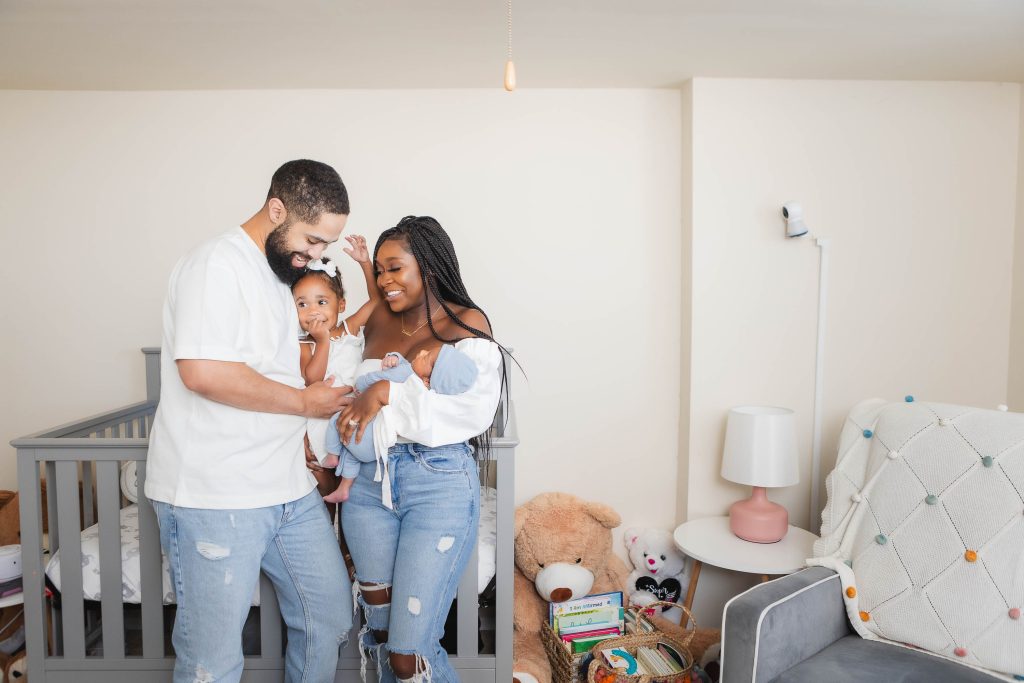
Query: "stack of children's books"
600 645 687 676
548 591 625 654
623 607 655 634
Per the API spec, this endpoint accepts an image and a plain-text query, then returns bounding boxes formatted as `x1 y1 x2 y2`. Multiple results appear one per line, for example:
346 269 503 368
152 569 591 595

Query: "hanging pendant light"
504 0 516 91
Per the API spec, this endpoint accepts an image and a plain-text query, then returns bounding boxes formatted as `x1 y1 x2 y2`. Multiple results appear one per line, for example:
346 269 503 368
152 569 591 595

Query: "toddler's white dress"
303 321 364 464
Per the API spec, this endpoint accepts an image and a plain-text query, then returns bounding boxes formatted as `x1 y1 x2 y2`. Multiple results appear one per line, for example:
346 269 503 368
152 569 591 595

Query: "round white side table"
673 516 818 625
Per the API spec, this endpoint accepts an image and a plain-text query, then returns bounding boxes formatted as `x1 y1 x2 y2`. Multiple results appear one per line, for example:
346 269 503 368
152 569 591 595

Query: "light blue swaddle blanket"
326 344 477 476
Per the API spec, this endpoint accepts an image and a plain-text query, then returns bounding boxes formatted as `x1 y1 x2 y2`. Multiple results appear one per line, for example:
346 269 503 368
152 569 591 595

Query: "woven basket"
585 602 695 683
542 619 583 683
542 601 695 683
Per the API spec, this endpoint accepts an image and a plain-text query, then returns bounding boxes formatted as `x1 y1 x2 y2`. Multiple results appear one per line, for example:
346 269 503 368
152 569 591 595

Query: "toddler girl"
293 234 381 464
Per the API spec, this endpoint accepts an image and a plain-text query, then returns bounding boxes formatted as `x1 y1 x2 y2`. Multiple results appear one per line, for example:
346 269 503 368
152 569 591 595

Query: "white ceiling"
1 1 1023 90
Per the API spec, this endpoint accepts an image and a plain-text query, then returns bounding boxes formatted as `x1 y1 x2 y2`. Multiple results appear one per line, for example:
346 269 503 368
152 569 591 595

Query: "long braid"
374 216 522 460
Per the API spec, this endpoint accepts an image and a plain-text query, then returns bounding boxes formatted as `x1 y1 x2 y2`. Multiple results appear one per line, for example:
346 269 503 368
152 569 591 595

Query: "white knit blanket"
809 400 1024 680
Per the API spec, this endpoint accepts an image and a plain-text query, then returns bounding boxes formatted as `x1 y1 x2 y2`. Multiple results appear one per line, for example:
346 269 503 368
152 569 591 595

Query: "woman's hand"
337 381 390 446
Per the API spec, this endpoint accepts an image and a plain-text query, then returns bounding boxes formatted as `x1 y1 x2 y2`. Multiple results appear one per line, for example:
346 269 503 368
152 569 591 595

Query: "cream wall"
675 81 694 526
683 77 1020 533
1009 89 1024 409
680 79 1021 626
0 90 683 545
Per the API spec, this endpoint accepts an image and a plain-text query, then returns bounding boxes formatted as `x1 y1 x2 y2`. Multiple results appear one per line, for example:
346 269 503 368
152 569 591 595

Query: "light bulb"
504 60 516 92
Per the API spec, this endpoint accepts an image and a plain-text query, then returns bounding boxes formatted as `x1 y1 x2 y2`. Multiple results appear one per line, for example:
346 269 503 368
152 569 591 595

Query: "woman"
328 215 506 683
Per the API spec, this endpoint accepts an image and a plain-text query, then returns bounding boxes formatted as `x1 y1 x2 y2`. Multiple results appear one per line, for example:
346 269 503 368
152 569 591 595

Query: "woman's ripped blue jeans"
342 442 480 683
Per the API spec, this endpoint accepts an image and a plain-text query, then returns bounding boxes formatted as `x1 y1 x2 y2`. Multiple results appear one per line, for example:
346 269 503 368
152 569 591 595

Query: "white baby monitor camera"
782 202 809 238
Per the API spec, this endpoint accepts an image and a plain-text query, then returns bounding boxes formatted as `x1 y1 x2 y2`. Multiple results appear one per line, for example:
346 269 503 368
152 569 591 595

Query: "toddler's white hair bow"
307 259 338 277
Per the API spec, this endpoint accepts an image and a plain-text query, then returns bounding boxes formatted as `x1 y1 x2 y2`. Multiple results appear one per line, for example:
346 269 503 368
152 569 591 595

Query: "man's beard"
265 223 306 286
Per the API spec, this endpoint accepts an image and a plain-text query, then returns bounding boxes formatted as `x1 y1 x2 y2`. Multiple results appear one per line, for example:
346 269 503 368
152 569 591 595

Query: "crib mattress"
46 487 498 604
46 504 180 605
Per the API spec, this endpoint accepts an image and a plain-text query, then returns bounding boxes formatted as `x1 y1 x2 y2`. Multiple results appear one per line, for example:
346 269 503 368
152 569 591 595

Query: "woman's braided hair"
374 215 519 456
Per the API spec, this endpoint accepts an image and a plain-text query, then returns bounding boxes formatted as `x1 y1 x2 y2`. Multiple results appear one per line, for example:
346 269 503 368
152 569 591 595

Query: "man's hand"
342 234 370 264
301 379 355 418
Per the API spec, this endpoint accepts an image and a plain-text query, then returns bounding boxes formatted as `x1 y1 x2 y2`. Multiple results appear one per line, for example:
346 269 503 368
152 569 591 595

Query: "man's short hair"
267 159 350 224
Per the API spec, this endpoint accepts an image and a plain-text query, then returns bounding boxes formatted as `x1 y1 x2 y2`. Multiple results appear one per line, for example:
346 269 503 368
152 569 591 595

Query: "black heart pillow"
634 576 682 607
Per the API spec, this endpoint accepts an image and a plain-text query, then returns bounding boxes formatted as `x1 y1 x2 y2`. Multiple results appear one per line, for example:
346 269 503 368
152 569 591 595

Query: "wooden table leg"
682 560 702 627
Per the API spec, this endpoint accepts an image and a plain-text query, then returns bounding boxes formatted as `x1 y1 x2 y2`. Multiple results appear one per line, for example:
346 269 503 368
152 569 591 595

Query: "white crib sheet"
46 504 180 605
46 487 498 603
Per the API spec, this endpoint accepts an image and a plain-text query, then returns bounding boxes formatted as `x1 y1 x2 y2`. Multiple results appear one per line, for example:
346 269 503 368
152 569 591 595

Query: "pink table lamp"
721 406 800 543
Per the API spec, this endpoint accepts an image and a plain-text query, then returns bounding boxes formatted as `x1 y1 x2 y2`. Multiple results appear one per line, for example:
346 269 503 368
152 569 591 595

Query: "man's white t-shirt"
145 228 316 509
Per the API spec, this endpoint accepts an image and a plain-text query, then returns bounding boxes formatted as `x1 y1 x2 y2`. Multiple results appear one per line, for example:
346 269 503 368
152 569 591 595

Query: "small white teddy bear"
623 527 692 625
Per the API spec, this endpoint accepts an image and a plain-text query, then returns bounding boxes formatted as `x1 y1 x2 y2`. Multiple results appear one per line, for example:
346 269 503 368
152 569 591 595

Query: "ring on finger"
348 419 360 427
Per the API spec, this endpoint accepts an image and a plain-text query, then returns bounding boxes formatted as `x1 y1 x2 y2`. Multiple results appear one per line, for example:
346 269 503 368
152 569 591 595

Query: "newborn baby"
322 344 478 503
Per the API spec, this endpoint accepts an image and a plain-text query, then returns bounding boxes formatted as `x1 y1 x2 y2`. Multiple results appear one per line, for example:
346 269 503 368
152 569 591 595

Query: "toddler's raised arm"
341 234 382 331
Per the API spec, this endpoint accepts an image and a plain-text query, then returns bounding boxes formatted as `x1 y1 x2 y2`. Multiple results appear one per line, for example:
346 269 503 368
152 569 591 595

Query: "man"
146 160 354 683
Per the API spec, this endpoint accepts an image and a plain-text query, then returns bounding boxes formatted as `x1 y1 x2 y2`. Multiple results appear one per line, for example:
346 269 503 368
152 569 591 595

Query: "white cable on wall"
810 237 830 534
783 202 830 533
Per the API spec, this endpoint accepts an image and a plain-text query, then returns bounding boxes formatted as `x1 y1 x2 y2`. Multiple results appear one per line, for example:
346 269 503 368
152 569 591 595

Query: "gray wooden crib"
12 348 517 683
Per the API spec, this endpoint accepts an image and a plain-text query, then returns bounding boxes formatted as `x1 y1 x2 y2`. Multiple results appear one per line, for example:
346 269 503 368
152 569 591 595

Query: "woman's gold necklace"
402 306 439 337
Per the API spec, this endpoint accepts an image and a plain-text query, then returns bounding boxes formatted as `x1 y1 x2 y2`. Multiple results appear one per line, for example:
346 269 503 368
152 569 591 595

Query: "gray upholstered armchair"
720 567 1006 683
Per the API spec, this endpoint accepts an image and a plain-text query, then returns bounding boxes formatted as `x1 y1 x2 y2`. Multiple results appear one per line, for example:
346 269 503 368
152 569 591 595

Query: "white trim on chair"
721 572 840 683
720 574 787 676
721 573 798 680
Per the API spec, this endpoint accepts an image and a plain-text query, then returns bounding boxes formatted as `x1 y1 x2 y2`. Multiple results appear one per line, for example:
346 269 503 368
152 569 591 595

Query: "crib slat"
96 460 125 659
145 348 161 402
258 573 283 658
45 460 65 655
81 462 95 528
46 461 59 554
456 532 479 657
55 460 86 659
495 450 515 681
135 462 165 658
18 453 47 677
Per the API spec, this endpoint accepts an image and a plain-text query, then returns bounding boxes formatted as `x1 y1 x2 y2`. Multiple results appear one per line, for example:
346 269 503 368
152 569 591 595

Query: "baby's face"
410 348 441 387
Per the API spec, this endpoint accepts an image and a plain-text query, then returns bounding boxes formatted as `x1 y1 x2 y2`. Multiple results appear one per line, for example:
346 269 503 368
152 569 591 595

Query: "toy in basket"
587 602 695 683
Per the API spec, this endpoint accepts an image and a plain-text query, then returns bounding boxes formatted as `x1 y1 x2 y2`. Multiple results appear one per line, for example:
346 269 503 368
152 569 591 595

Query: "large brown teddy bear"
512 493 630 683
0 650 26 682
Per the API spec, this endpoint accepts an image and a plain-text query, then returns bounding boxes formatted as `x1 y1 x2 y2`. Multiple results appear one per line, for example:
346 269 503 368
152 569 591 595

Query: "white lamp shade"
721 406 800 488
